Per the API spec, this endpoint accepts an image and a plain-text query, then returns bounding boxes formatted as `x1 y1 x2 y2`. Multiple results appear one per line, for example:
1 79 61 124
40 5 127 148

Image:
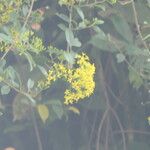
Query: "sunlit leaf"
68 106 80 115
37 104 49 123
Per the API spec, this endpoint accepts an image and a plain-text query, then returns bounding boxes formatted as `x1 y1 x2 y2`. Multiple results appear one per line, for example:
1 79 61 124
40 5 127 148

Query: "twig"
31 107 43 150
22 0 35 29
96 108 109 150
113 129 150 135
131 0 149 51
0 49 9 61
67 5 73 52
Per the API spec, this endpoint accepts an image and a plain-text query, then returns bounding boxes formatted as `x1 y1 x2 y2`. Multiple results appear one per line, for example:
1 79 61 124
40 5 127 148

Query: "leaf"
51 100 63 119
116 53 125 63
129 69 143 89
89 34 117 52
56 13 70 23
63 51 76 65
24 52 36 71
22 5 29 16
27 78 34 91
111 15 133 43
0 33 12 43
76 7 84 20
68 106 80 115
65 29 81 47
58 24 67 31
1 85 10 95
0 59 6 69
95 4 105 11
37 65 48 76
147 116 150 125
37 104 49 123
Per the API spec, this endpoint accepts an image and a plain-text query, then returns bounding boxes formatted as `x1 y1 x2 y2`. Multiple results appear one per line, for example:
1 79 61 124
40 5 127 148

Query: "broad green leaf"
65 29 81 47
51 100 63 119
111 15 133 43
89 34 117 52
37 104 49 123
1 85 10 95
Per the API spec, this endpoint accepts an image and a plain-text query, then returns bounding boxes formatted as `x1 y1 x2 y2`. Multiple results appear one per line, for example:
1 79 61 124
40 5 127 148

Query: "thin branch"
96 108 109 150
131 0 149 51
113 129 150 135
22 0 35 29
31 108 43 150
110 107 127 150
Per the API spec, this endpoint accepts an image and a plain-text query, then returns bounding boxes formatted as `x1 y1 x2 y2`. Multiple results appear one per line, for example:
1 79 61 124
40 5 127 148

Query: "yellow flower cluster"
0 0 22 25
41 53 95 105
9 29 45 54
64 53 95 105
30 36 46 53
0 41 11 52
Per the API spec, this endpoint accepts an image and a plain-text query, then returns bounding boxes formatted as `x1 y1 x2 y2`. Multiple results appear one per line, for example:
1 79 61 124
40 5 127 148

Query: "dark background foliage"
0 0 150 150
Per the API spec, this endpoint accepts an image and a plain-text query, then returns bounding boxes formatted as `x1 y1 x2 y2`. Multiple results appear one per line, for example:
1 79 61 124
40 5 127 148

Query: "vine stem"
31 107 43 150
67 5 73 52
131 0 149 51
22 0 35 29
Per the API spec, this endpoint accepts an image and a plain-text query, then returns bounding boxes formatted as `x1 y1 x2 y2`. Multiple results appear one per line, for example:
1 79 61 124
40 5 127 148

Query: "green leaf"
50 100 63 119
58 24 67 31
64 51 76 65
56 13 70 23
65 29 81 47
37 104 49 123
22 5 29 16
27 78 34 91
37 65 48 76
0 59 6 70
24 52 36 71
0 33 12 43
95 4 105 11
107 0 117 4
89 34 117 52
129 69 143 89
76 7 84 20
111 15 133 43
1 85 10 95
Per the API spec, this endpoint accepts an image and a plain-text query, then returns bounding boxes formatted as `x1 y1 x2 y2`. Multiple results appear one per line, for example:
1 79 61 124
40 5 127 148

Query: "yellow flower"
42 53 95 105
64 53 95 105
